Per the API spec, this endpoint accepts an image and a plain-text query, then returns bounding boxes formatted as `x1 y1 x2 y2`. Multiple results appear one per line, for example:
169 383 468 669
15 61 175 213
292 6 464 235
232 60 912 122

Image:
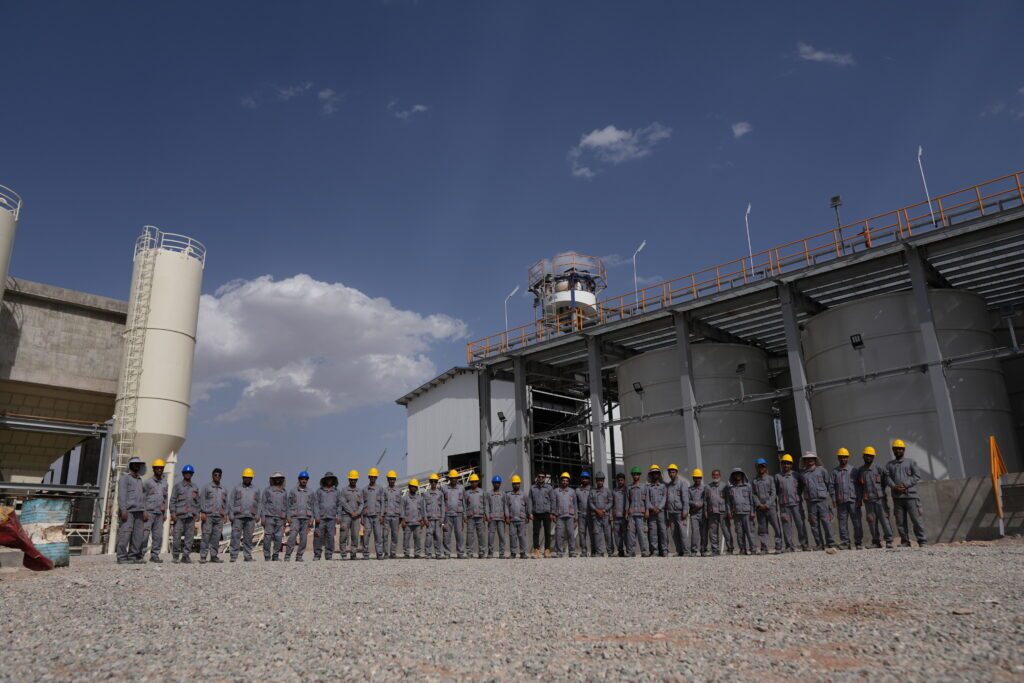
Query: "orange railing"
467 170 1024 363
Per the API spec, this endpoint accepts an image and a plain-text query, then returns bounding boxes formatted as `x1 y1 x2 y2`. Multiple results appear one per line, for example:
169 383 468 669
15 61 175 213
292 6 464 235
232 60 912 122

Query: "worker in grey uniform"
646 465 669 557
588 472 613 557
752 458 782 554
422 473 446 559
229 467 260 562
505 475 530 559
199 468 228 563
529 472 554 558
362 468 385 559
832 449 861 550
575 471 593 557
382 470 403 559
551 472 577 558
775 455 807 552
626 466 650 557
284 471 314 561
726 468 757 555
401 478 425 558
170 464 200 563
141 458 168 563
339 471 363 560
705 469 731 556
612 472 629 556
688 469 707 556
884 439 928 547
465 473 487 558
664 464 689 556
486 476 507 559
443 470 466 559
312 471 340 560
116 456 148 564
260 472 288 561
801 452 836 550
857 447 893 548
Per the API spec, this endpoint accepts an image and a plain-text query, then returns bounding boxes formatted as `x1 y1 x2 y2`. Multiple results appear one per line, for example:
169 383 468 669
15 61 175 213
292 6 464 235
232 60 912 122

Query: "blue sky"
4 1 1023 484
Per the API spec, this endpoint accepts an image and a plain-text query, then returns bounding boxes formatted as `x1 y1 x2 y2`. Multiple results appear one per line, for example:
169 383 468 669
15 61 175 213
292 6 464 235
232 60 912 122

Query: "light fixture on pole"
917 146 938 227
744 203 754 277
497 411 507 442
632 381 645 419
632 240 646 310
503 285 520 336
830 195 846 253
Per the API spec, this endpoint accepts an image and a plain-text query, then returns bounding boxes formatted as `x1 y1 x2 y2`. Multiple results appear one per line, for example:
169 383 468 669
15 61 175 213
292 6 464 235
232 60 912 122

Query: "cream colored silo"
0 185 22 302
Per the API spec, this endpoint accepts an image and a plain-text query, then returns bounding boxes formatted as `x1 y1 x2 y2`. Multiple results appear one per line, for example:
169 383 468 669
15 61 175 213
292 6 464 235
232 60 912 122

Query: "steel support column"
477 368 492 484
672 312 704 472
906 247 967 479
586 336 607 478
512 356 531 482
92 428 113 545
778 283 818 456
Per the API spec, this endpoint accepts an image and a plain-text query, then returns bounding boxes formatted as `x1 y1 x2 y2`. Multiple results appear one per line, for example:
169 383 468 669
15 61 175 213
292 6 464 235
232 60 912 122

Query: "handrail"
134 225 207 266
467 169 1024 362
0 184 23 220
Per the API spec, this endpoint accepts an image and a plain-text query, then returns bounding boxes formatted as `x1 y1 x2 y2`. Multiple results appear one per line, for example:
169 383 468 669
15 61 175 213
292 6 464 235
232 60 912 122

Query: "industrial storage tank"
0 184 22 303
995 322 1024 462
803 289 1020 478
617 344 777 476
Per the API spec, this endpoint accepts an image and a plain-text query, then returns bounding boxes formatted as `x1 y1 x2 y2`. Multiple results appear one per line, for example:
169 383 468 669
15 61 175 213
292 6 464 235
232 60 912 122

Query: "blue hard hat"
755 458 767 466
298 470 310 479
492 476 502 484
182 465 195 474
581 471 591 479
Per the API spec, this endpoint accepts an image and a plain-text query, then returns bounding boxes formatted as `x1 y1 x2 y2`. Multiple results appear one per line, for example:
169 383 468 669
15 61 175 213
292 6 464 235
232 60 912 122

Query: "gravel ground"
2 539 1023 682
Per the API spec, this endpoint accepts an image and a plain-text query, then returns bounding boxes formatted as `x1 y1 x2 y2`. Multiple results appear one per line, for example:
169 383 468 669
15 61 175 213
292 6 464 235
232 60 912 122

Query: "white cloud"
240 82 339 115
731 121 753 138
797 42 855 67
388 99 430 120
193 274 466 422
275 82 313 101
568 122 672 178
318 89 341 116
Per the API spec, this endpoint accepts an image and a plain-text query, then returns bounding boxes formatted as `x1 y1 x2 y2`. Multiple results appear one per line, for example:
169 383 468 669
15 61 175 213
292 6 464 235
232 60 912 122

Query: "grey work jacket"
401 493 424 524
200 484 228 517
884 458 922 499
118 473 146 513
443 484 465 515
313 487 340 520
340 487 363 517
485 490 506 519
705 482 728 515
751 475 776 509
552 487 577 518
774 472 801 507
589 487 613 516
646 482 667 513
529 484 553 515
802 467 833 502
288 486 314 519
465 488 486 518
627 483 648 516
726 483 755 515
260 487 288 519
856 463 886 502
688 483 706 514
576 486 592 518
143 476 168 514
382 487 403 517
170 480 200 516
831 466 856 504
230 484 261 519
362 485 384 517
612 487 628 518
505 491 530 521
664 479 689 515
422 488 446 519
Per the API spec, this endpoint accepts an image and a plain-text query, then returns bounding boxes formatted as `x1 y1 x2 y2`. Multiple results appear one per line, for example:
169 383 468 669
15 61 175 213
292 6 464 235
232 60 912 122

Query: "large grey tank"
995 322 1024 462
0 185 21 303
803 289 1020 477
617 344 777 476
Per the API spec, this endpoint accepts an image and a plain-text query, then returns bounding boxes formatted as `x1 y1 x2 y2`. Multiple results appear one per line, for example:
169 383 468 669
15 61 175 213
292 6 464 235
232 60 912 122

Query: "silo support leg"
478 369 492 483
906 248 966 479
513 356 531 482
586 336 607 478
779 284 818 457
673 313 703 472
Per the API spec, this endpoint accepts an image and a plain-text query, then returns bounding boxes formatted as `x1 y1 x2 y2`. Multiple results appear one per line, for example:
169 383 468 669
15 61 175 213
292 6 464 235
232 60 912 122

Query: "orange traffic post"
990 436 1008 537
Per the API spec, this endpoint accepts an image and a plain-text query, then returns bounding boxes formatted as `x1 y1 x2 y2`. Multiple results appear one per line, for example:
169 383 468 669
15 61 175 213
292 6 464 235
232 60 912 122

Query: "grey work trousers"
425 519 445 558
403 523 423 557
591 515 612 556
835 501 862 548
286 518 310 559
508 520 528 557
116 510 146 562
707 513 730 555
383 516 400 558
313 518 336 559
613 517 629 556
142 511 164 560
689 512 706 555
863 500 893 546
733 514 756 553
488 519 506 558
627 515 650 557
200 515 225 559
467 517 487 558
230 517 256 560
893 498 928 546
262 516 285 560
806 499 836 549
756 507 783 552
339 515 360 557
779 505 807 551
577 515 591 557
647 510 668 556
362 516 383 559
172 515 196 560
554 516 576 557
444 515 465 558
667 512 689 556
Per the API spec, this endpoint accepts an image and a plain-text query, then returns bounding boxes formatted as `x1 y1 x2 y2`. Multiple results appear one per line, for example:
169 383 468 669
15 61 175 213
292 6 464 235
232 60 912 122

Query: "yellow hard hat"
387 470 397 479
780 454 794 463
560 471 570 479
409 478 420 488
649 464 661 471
448 469 459 478
469 473 480 482
429 473 440 482
863 446 877 457
692 468 703 478
667 463 678 471
368 467 379 477
348 470 359 480
242 467 255 478
152 459 166 468
511 475 522 484
892 439 906 449
836 448 850 457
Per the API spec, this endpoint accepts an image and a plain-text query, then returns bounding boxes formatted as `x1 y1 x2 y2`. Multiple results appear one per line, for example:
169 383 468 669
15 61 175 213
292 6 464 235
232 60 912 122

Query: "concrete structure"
917 471 1024 542
0 278 126 481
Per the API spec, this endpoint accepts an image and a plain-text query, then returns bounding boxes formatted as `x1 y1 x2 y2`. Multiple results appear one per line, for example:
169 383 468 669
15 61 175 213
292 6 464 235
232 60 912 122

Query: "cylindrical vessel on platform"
0 184 22 303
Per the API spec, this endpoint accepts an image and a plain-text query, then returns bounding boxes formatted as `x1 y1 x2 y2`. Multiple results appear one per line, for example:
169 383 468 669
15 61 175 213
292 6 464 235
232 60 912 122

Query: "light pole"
918 146 938 227
632 240 646 310
744 203 754 277
831 195 846 253
503 285 519 341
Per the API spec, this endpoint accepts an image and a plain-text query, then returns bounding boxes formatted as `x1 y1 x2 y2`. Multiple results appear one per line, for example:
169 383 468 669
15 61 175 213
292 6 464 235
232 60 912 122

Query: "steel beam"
673 312 704 472
778 283 818 456
586 336 607 478
478 368 492 483
92 429 113 545
512 355 531 482
906 246 967 478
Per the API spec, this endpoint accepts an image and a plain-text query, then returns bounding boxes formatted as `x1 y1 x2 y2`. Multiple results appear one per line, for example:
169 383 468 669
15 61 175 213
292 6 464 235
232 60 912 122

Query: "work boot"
244 557 254 562
544 549 552 558
210 556 223 563
181 555 192 564
199 557 208 564
150 557 163 564
884 542 894 549
230 557 237 563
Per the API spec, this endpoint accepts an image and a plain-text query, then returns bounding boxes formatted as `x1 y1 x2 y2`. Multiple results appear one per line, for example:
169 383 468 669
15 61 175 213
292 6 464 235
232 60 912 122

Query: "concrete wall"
916 471 1024 542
